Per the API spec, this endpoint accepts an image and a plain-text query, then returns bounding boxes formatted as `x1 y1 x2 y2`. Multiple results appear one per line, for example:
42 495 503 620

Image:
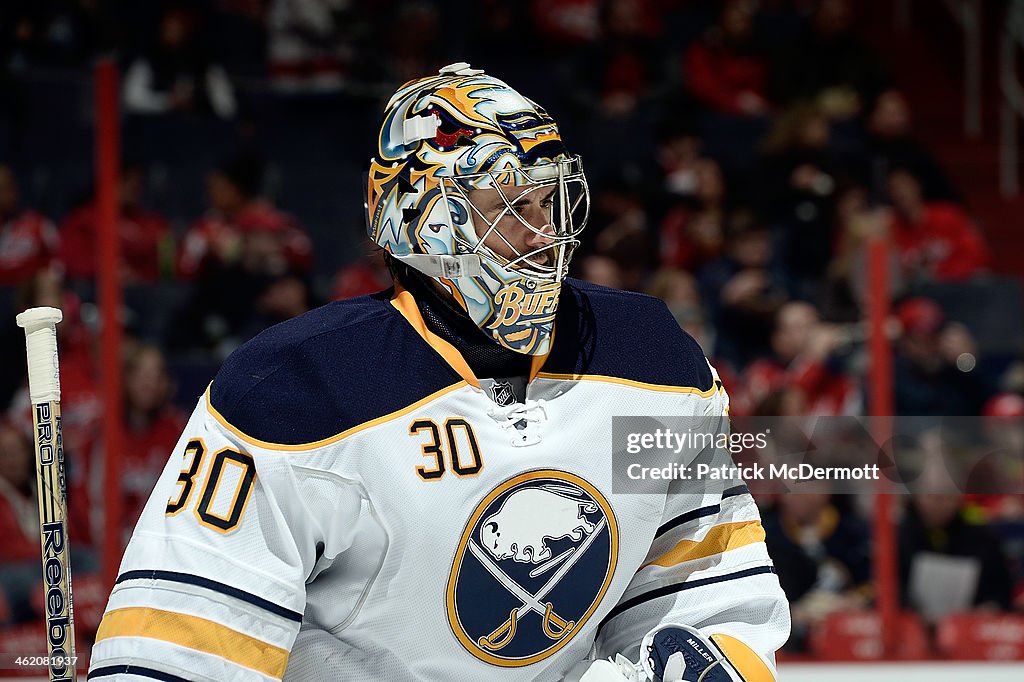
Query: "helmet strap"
390 252 483 279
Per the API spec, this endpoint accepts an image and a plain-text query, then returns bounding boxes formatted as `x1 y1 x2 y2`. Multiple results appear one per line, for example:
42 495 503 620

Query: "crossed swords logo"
468 517 608 652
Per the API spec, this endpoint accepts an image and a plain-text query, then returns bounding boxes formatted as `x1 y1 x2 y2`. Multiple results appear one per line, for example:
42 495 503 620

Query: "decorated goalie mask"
366 63 590 356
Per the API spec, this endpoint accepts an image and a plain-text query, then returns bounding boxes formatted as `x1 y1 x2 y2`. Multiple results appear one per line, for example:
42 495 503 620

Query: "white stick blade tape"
16 306 63 405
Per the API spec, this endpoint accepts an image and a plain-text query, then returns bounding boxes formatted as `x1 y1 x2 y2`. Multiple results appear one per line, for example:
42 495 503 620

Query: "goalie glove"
574 624 769 682
640 624 744 682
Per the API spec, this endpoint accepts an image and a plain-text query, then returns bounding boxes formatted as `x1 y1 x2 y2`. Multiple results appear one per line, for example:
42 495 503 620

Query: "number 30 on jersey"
165 438 256 532
410 418 483 481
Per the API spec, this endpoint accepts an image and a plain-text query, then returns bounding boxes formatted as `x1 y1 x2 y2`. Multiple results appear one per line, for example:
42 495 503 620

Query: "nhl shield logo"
446 470 618 667
491 380 516 407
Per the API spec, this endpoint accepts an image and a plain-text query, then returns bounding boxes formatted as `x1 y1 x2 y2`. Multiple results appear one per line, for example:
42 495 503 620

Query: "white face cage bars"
439 156 590 283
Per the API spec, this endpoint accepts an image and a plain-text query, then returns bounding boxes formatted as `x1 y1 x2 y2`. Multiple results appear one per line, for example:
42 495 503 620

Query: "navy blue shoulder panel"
544 279 714 391
209 291 464 445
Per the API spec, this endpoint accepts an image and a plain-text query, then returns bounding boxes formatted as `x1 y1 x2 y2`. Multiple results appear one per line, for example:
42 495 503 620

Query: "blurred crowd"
1 0 1023 658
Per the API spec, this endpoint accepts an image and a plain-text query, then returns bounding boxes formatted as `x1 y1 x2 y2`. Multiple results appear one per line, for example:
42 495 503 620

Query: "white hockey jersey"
89 280 790 681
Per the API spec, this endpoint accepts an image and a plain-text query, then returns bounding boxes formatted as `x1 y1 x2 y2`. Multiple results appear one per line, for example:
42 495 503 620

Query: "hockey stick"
16 307 78 682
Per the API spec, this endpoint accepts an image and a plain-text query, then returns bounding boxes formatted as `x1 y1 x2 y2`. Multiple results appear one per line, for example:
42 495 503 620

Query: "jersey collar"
390 282 551 389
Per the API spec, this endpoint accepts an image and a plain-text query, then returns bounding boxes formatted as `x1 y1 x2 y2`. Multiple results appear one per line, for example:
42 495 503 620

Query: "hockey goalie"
89 63 790 681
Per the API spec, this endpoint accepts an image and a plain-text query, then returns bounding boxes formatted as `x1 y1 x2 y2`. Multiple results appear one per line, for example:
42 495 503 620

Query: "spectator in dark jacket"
900 492 1014 615
759 103 845 297
862 89 959 204
699 210 787 366
762 492 871 650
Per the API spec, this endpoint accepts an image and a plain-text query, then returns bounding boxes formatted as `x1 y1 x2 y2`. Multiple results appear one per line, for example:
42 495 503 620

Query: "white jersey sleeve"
88 392 363 681
593 369 791 680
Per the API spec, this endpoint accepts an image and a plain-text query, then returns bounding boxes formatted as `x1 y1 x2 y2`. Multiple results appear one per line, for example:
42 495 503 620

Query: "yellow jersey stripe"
643 520 765 569
710 632 776 682
205 380 468 451
534 372 718 397
95 607 289 679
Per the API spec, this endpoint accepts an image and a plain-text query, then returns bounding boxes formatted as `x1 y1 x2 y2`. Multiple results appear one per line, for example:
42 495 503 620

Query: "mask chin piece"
391 253 483 279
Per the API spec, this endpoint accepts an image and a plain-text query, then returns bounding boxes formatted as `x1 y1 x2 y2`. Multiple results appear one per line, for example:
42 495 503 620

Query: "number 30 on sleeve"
165 438 257 533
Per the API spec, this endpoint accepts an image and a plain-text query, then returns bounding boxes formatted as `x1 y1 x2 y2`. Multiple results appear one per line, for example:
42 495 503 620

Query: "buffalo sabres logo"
446 470 618 667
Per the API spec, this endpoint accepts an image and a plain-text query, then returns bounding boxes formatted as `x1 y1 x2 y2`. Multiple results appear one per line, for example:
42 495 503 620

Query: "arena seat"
936 612 1024 660
809 610 929 660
